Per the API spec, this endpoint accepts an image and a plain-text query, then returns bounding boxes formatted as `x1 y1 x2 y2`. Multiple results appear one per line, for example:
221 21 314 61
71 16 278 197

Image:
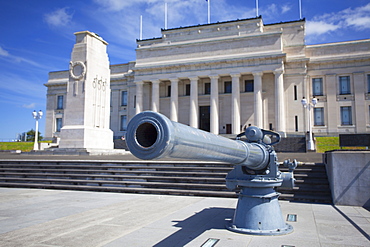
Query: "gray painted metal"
126 111 296 236
126 111 269 170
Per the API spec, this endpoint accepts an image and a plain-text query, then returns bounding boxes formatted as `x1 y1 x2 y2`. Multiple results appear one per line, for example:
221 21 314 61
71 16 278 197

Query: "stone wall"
324 151 370 209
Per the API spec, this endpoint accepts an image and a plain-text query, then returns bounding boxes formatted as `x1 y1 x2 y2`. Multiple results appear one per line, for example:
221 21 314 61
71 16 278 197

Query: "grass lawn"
315 136 367 153
0 138 365 153
0 141 51 152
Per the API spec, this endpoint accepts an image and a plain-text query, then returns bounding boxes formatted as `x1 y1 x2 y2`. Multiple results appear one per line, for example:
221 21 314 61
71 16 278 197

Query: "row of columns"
135 71 286 135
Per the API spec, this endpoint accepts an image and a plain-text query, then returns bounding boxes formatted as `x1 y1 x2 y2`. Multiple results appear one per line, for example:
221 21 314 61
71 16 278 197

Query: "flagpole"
299 0 302 19
207 0 210 24
165 2 168 29
256 0 259 17
140 15 143 40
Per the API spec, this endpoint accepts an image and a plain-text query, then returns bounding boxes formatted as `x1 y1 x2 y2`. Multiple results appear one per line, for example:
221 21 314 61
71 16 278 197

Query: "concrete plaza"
0 187 369 247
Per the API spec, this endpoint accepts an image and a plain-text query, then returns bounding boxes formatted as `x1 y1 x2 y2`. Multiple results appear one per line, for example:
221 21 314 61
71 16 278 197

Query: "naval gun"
125 111 297 235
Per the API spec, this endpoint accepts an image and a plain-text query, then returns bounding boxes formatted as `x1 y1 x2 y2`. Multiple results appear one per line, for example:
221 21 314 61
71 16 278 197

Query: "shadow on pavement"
153 207 234 247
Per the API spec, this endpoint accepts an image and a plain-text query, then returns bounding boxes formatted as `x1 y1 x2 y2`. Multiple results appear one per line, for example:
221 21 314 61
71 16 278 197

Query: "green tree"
26 129 43 142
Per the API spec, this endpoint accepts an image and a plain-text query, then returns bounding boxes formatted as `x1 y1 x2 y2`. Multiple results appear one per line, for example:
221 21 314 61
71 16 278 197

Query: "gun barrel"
126 111 269 170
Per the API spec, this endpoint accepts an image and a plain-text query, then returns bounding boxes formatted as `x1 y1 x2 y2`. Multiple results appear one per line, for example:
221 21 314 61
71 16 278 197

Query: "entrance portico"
134 69 286 135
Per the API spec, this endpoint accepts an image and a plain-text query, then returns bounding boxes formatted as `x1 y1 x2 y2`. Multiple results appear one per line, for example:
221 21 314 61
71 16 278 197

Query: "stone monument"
59 31 114 151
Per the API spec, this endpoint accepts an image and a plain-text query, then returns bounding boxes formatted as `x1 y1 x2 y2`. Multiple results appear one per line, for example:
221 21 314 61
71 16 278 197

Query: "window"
185 84 190 96
339 76 350 95
120 115 127 131
168 85 171 97
121 91 127 106
294 85 298 100
224 81 232 93
312 78 323 96
367 74 370 93
340 106 352 125
295 116 298 131
204 83 211 95
245 80 254 92
314 108 324 126
56 118 63 132
57 95 63 109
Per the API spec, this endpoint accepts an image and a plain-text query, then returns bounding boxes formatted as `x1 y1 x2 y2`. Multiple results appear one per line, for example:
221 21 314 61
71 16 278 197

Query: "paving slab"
0 151 324 164
0 188 369 247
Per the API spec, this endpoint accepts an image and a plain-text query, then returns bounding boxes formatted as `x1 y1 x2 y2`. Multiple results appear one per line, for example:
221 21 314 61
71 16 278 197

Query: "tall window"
168 85 171 97
341 106 352 125
121 91 127 106
314 108 324 126
312 78 323 96
367 74 370 93
294 85 298 100
57 95 63 109
204 83 211 95
224 81 232 93
56 118 63 132
339 76 351 95
185 84 190 96
120 115 127 131
245 80 254 92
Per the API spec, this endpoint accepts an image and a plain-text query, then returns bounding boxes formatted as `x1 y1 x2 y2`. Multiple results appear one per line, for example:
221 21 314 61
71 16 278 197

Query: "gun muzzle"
126 111 270 171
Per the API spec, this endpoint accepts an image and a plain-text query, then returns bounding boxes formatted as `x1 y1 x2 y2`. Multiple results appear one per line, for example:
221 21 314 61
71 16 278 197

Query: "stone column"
210 75 219 134
170 78 179 122
151 80 160 112
325 74 338 134
253 72 263 128
231 73 241 134
274 69 286 134
135 81 144 114
353 72 366 133
189 76 199 128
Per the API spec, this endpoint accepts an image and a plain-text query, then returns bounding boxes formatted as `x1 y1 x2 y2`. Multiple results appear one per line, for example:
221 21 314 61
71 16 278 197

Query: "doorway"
199 106 210 132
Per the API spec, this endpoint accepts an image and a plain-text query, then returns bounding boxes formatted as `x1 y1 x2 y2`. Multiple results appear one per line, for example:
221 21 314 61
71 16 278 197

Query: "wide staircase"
0 159 332 203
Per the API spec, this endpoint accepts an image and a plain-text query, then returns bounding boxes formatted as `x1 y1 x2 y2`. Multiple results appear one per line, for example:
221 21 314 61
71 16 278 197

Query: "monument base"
59 126 114 150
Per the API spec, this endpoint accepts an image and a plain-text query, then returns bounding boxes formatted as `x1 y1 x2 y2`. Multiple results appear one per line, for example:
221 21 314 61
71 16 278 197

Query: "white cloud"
281 4 292 14
93 0 163 12
0 47 45 69
22 103 36 109
306 3 370 40
0 72 45 100
306 21 340 36
0 46 9 57
343 3 370 30
44 8 73 28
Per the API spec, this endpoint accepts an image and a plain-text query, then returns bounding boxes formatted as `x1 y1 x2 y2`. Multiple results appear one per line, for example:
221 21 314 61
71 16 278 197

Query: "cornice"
134 51 285 70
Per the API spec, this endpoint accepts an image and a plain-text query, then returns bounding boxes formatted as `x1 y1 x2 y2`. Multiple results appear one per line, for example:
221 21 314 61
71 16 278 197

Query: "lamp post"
301 97 317 151
32 110 43 151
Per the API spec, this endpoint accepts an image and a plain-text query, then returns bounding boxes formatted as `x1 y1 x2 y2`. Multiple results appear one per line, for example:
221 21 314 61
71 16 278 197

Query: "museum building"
44 17 370 140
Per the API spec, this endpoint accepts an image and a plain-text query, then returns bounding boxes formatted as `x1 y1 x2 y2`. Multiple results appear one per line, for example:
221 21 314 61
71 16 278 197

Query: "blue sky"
0 0 369 141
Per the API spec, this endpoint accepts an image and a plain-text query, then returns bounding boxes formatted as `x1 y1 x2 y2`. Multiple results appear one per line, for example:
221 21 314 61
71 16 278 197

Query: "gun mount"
126 111 297 235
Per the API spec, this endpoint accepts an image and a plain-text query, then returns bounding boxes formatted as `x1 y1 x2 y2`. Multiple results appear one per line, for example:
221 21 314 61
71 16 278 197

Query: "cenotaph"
59 31 114 150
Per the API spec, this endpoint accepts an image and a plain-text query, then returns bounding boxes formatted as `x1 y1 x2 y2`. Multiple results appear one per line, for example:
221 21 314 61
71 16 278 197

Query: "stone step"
0 169 228 178
0 164 233 172
0 182 236 198
0 160 332 204
0 177 229 190
0 172 226 183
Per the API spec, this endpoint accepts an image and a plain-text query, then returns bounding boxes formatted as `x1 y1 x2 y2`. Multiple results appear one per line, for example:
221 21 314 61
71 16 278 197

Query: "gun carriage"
126 111 297 235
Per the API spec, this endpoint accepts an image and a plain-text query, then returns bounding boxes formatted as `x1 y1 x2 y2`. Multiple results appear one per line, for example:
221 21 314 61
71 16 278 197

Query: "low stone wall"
324 151 370 209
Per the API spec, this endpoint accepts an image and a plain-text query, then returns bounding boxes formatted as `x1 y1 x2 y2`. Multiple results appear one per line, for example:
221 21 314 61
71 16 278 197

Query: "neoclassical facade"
45 17 370 140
